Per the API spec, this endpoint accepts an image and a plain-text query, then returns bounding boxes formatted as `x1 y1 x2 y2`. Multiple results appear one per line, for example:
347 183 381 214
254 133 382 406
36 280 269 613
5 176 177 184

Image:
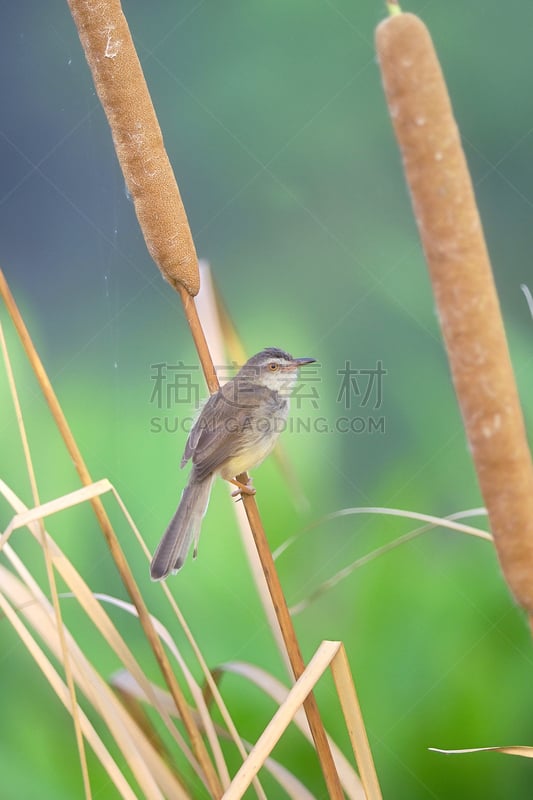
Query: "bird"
150 347 316 580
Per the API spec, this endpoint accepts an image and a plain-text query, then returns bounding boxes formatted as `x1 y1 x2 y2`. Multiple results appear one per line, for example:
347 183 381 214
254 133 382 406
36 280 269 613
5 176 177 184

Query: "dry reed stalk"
207 264 310 513
64 0 345 793
1 477 215 791
111 670 334 799
376 9 533 613
194 262 292 677
218 660 365 799
0 563 188 799
0 324 92 799
179 287 345 797
177 283 220 393
0 584 138 800
0 270 222 799
222 641 381 800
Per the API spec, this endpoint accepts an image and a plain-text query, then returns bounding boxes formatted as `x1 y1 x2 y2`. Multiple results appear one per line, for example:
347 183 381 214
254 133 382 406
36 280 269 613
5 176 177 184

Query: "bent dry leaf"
521 284 533 319
430 745 533 758
282 506 491 615
110 670 311 800
0 563 186 800
0 583 138 800
218 643 376 800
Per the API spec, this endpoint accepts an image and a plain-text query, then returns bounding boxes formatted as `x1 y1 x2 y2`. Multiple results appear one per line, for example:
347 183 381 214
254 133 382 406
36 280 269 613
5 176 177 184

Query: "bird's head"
237 347 316 395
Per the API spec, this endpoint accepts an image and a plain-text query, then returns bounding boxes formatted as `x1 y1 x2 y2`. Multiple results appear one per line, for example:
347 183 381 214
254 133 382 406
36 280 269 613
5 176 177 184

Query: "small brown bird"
150 347 315 580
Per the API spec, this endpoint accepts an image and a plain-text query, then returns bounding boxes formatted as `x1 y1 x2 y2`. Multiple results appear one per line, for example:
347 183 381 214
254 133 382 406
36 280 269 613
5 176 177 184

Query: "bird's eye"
268 362 279 371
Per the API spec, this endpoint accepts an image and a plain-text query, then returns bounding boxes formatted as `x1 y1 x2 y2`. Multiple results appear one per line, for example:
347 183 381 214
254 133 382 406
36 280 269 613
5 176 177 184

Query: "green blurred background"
1 1 533 797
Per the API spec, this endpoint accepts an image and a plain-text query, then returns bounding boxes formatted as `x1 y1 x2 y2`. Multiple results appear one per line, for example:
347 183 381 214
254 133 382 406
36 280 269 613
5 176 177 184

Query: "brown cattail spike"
68 0 200 295
376 13 533 613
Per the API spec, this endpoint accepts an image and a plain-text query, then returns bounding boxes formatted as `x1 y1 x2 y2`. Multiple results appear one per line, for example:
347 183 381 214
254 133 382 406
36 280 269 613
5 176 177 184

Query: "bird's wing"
182 387 253 481
180 396 209 467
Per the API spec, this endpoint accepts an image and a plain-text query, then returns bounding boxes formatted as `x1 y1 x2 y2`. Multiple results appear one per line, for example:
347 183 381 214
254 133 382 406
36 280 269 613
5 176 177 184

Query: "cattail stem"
376 12 533 613
239 494 346 797
176 287 344 797
177 285 219 394
386 0 402 16
67 0 344 793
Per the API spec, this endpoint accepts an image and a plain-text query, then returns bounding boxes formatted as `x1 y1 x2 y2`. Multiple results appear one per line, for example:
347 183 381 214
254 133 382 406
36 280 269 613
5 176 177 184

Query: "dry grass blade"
0 580 138 800
89 593 231 791
0 269 222 797
0 562 188 799
0 321 92 798
1 480 114 539
319 506 490 538
282 507 491 614
521 284 533 319
221 641 376 800
0 478 208 787
430 745 533 758
219 655 367 799
330 644 381 800
276 506 489 561
200 260 246 366
111 671 316 800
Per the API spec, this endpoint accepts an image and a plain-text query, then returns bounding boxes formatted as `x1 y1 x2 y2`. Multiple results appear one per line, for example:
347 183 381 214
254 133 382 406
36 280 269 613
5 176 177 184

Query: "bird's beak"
290 357 316 368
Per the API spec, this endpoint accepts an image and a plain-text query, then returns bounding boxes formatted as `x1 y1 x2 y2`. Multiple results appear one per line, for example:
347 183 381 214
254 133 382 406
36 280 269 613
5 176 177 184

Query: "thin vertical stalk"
0 324 92 799
208 268 310 514
0 270 222 799
194 265 293 678
64 0 344 792
176 286 344 798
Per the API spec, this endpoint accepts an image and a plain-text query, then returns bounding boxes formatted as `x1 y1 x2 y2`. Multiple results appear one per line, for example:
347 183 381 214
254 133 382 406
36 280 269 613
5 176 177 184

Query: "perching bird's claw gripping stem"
67 0 346 795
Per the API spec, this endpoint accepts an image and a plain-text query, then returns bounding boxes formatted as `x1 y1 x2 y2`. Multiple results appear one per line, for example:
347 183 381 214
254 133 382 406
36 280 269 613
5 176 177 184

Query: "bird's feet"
228 477 256 498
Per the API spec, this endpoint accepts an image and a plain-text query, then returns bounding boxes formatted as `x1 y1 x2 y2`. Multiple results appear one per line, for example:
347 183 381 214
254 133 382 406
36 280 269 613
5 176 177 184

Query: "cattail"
66 5 347 793
68 0 199 295
376 11 533 613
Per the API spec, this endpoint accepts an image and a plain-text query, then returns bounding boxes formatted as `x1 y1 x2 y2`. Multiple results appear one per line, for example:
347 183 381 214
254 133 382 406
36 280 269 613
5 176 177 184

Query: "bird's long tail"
150 474 214 581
